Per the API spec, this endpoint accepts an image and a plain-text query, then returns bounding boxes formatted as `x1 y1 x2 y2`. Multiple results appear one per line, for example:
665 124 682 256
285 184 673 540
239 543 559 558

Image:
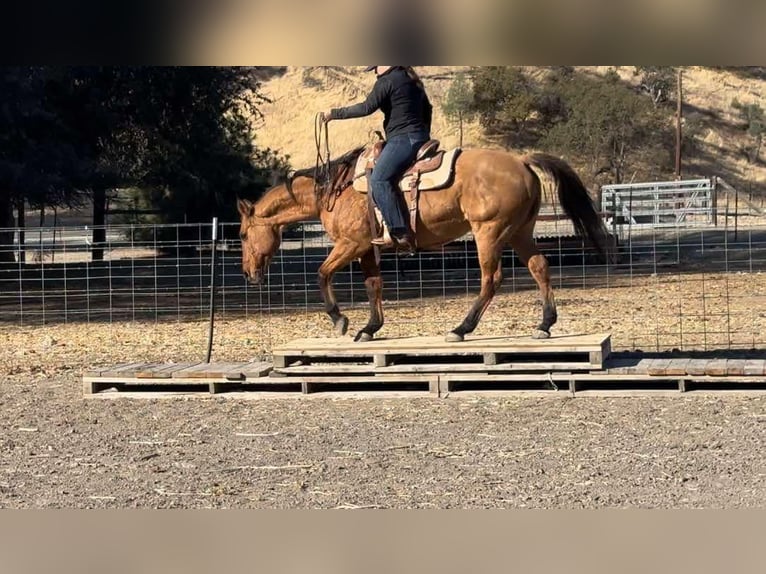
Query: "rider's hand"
322 110 333 124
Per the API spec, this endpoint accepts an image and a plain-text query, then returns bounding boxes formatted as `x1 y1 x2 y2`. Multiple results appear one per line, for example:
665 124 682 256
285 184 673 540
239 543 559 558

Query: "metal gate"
601 178 717 230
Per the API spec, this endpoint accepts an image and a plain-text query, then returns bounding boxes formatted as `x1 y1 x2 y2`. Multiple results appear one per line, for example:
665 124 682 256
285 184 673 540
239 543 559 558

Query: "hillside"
254 66 766 196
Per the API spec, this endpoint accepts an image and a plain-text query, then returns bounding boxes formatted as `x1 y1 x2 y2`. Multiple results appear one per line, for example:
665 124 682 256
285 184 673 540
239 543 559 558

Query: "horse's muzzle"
243 268 265 285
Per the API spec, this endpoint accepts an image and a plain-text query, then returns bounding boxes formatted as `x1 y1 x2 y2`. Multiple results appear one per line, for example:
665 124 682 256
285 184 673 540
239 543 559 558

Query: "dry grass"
256 66 766 192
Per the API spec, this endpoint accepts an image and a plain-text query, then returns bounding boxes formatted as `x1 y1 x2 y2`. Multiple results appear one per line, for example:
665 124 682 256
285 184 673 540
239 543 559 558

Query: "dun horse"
238 147 607 343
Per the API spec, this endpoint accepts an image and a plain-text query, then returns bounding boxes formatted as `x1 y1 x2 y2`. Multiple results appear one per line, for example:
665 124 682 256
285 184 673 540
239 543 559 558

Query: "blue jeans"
370 131 430 235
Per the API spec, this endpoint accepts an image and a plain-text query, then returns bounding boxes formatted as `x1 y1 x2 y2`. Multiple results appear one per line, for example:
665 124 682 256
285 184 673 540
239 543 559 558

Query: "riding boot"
392 231 415 256
372 227 415 255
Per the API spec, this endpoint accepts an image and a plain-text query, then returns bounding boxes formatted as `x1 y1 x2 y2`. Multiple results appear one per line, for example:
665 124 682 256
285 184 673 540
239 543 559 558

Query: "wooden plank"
664 359 692 376
169 362 248 380
98 362 150 377
134 363 165 379
301 373 435 395
199 362 250 380
645 359 668 376
274 361 597 376
589 336 611 367
273 333 611 357
626 358 655 375
744 360 766 376
83 379 98 395
604 357 642 374
135 363 196 379
240 361 273 379
295 374 437 384
705 360 729 376
272 355 289 369
685 359 710 376
171 363 208 378
726 360 747 377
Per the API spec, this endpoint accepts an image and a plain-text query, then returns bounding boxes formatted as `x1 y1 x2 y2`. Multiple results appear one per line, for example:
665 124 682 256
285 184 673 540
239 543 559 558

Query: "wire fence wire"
2 200 766 353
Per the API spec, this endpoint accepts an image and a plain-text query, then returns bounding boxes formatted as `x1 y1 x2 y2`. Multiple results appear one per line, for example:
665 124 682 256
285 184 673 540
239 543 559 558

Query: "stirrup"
371 235 395 247
371 213 393 247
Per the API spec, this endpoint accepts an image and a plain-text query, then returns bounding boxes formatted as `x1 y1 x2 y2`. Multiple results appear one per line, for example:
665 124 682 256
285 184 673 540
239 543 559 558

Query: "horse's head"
237 197 282 285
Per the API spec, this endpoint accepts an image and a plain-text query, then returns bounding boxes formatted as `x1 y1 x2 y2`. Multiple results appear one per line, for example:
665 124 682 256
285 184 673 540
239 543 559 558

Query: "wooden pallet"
440 372 766 395
83 361 272 395
82 337 766 397
603 357 766 377
271 333 612 370
83 369 766 398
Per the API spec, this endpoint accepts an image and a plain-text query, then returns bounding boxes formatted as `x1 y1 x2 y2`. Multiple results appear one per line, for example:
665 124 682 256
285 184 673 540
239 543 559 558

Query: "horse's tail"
523 152 609 256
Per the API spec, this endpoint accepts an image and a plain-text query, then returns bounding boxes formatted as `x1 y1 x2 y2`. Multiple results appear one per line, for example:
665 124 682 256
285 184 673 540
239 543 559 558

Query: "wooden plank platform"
81 335 766 398
83 361 766 398
83 361 272 395
272 333 612 370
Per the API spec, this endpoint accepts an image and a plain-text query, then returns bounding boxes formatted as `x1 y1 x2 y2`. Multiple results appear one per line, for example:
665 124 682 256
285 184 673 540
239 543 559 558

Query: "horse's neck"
255 181 318 225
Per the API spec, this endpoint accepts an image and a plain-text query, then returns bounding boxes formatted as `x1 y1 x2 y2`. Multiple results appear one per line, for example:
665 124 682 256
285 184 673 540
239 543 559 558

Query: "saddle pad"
353 148 461 194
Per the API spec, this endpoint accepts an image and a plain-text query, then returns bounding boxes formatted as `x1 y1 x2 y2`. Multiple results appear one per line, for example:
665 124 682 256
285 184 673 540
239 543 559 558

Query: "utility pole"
675 68 683 179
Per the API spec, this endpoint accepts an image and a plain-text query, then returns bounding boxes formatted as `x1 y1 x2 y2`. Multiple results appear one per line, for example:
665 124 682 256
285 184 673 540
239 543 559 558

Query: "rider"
322 66 433 252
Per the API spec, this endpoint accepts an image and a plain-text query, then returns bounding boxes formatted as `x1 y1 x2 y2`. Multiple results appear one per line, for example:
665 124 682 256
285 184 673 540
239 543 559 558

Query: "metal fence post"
206 217 219 363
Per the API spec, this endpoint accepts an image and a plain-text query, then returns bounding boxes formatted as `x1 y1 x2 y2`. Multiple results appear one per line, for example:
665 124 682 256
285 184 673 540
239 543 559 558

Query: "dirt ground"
2 289 766 509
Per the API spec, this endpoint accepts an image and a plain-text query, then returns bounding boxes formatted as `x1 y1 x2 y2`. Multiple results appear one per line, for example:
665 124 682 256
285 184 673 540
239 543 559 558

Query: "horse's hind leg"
446 226 507 343
354 250 384 342
510 228 557 339
318 241 363 337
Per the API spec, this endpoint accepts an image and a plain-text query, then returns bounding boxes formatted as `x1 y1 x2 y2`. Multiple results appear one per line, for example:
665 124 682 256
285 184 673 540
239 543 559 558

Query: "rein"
313 113 352 212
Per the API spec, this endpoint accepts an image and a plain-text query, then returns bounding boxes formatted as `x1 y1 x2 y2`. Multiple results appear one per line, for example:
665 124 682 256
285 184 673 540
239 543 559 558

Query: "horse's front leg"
318 241 364 336
353 249 384 342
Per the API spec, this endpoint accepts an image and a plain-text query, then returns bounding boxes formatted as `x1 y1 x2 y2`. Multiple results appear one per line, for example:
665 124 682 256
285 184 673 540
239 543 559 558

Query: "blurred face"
237 198 282 285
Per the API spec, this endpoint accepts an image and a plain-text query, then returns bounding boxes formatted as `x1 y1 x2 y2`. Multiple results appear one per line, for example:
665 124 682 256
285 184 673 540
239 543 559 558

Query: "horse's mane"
287 146 365 193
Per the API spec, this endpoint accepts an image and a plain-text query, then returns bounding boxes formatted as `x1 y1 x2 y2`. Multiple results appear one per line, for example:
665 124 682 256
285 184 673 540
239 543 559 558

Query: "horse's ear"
237 198 254 218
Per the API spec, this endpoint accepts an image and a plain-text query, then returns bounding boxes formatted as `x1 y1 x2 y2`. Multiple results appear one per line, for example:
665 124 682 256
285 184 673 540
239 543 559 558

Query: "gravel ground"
2 321 765 509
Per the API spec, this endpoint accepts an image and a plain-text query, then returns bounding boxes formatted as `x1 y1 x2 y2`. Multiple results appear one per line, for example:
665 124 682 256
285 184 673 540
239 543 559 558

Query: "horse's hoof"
532 329 550 340
334 315 349 336
445 332 464 343
354 331 373 343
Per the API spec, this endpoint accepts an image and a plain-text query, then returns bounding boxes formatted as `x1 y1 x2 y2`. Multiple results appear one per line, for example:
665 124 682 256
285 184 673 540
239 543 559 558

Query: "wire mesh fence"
2 191 766 354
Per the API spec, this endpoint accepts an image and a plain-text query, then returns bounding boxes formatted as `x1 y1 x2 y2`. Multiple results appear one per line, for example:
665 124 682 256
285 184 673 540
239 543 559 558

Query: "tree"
0 67 287 262
541 71 671 184
120 68 289 230
470 67 539 145
732 98 765 164
634 67 677 108
0 67 86 263
441 72 475 146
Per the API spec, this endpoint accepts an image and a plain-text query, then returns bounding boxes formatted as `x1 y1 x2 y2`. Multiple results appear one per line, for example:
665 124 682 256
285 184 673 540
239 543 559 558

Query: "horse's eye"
239 231 247 241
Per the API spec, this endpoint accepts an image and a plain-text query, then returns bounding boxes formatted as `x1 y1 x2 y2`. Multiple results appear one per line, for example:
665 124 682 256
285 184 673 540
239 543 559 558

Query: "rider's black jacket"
330 67 432 139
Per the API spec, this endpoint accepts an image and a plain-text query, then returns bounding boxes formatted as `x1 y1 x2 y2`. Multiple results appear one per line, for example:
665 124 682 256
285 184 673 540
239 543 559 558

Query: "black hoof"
334 315 349 336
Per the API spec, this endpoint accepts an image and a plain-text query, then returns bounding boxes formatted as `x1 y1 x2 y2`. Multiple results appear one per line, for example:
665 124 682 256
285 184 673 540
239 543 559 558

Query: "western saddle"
352 138 462 254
